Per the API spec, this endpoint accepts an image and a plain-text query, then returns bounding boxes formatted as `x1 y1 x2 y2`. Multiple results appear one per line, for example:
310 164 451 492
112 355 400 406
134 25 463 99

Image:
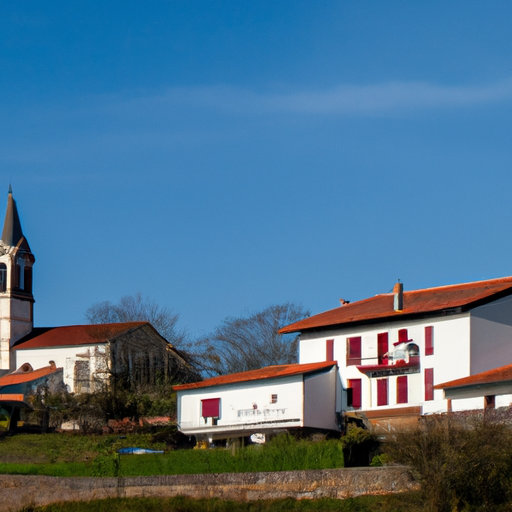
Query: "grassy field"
22 493 427 512
0 431 345 477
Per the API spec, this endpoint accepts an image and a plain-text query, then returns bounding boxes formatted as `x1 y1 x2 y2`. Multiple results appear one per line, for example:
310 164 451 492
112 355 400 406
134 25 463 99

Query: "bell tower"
0 186 35 370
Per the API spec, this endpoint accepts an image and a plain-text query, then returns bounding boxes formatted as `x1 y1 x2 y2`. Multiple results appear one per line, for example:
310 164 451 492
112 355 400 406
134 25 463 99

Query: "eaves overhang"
285 307 465 336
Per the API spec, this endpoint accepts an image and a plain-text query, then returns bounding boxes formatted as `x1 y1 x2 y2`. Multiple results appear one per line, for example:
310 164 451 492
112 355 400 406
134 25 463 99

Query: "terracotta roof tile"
13 322 147 350
0 365 61 387
435 364 512 390
173 361 337 391
279 276 512 334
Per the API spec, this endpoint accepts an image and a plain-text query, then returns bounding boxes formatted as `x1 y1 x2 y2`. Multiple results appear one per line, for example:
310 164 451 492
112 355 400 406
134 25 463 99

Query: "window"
407 343 420 365
425 326 434 356
346 336 362 366
201 398 220 418
347 379 362 409
425 368 434 401
377 379 388 406
15 264 20 288
326 339 334 361
378 332 388 364
397 376 408 404
398 329 409 343
270 394 278 404
74 360 90 393
24 266 32 293
485 395 495 410
0 264 6 293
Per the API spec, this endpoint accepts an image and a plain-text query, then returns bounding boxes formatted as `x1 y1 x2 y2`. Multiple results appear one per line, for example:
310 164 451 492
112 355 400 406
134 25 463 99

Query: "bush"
388 412 512 512
341 425 379 467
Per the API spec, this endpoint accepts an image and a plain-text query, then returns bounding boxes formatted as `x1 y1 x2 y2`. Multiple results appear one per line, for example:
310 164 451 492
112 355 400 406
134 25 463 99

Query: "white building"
176 278 512 438
282 279 512 429
12 322 192 393
174 361 339 442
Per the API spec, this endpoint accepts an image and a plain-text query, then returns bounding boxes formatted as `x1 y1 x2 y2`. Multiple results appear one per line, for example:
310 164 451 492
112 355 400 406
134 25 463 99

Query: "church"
0 188 194 428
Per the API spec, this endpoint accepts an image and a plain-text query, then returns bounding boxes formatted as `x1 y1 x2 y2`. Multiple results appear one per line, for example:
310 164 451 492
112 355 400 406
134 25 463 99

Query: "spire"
1 187 24 248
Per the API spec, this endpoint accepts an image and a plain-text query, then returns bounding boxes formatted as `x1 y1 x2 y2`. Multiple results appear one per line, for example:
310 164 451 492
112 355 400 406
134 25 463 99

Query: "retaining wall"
0 467 419 512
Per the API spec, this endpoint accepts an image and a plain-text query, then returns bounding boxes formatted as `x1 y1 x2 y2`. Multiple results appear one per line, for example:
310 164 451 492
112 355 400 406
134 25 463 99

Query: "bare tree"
194 303 309 377
85 292 187 349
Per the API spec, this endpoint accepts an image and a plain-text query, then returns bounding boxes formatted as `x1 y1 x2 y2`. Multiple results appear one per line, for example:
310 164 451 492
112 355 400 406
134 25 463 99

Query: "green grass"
0 433 344 477
24 493 426 512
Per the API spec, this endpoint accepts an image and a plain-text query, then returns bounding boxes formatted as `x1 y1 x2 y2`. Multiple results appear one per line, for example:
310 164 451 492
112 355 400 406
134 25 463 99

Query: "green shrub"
388 412 512 512
341 426 379 467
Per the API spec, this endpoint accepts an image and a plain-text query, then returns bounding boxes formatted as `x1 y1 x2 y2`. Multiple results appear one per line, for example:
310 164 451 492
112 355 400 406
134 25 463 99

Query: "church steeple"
1 185 28 250
0 187 35 371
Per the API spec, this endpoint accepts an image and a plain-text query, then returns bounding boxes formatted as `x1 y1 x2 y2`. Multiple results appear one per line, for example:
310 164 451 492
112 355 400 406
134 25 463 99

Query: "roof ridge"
46 321 148 329
404 276 512 295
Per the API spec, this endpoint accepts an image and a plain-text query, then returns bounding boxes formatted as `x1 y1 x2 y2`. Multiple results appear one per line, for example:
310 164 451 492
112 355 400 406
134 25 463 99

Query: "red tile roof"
435 364 512 390
279 276 512 334
173 361 337 391
0 365 61 386
13 322 147 350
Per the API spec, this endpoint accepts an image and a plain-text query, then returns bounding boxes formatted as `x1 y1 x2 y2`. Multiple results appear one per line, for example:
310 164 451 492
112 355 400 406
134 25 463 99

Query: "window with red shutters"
201 398 220 418
326 339 334 361
397 376 408 404
346 337 362 366
378 332 388 364
377 379 388 406
425 326 434 356
398 329 409 343
425 368 434 401
347 379 362 409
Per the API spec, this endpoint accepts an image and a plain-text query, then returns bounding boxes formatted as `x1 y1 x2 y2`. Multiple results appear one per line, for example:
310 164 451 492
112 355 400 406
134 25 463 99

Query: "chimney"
393 280 403 311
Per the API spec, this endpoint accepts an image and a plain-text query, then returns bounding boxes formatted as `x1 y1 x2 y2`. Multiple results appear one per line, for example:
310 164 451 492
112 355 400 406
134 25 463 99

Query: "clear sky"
2 1 512 338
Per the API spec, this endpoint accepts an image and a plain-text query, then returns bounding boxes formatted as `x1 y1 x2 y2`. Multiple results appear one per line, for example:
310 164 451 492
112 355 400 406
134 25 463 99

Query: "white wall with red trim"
177 374 305 440
298 300 512 416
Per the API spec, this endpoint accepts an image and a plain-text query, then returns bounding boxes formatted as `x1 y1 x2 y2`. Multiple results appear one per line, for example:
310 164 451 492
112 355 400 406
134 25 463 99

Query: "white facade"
176 365 339 441
15 344 109 393
298 295 512 419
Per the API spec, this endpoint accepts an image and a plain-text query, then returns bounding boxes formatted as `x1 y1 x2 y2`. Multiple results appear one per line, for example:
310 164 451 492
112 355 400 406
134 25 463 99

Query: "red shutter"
378 332 388 364
398 329 408 343
425 326 434 356
326 339 334 361
347 337 362 365
377 379 388 406
397 376 408 404
348 379 362 409
425 368 434 401
201 398 220 418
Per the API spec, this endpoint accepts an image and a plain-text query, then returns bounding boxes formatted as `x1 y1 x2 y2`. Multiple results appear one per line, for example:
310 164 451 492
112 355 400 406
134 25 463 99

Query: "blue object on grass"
117 447 164 454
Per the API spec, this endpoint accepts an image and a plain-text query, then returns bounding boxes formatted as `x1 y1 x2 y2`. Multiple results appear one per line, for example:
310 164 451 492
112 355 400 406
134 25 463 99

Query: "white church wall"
14 344 109 393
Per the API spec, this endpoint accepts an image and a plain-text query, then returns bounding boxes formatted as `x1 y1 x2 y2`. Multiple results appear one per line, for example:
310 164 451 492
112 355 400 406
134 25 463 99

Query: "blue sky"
2 2 512 338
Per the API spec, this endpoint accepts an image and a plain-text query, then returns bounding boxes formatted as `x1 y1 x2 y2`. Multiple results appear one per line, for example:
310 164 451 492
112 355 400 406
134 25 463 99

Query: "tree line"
85 292 309 379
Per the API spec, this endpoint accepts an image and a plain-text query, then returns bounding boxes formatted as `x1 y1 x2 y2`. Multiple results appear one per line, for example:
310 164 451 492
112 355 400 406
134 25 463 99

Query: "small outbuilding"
174 361 341 442
435 364 512 412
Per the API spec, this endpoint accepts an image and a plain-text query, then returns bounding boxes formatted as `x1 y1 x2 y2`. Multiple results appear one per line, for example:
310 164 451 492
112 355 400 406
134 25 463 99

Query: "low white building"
174 361 339 442
176 277 512 439
13 322 192 393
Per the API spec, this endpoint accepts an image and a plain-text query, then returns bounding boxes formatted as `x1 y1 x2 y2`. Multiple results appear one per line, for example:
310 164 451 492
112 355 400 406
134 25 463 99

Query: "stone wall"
0 467 419 511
